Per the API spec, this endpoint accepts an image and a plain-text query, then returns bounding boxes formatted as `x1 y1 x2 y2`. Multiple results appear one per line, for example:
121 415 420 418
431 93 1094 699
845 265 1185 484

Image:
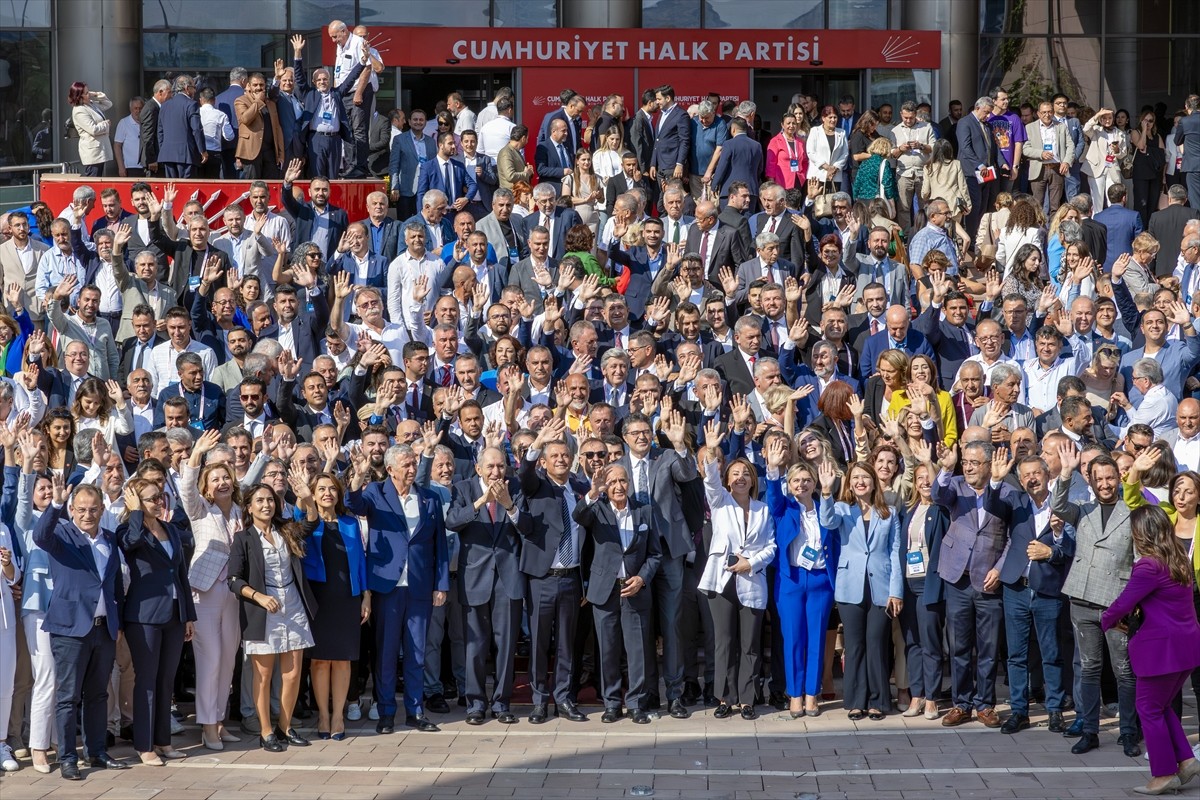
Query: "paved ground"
2 700 1196 800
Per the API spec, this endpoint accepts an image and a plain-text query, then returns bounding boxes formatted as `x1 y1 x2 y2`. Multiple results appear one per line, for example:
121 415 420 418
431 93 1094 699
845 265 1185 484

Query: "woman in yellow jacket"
884 354 958 448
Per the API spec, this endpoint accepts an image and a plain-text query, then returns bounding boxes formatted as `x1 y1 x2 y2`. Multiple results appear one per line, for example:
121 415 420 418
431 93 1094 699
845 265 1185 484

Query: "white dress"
243 528 314 655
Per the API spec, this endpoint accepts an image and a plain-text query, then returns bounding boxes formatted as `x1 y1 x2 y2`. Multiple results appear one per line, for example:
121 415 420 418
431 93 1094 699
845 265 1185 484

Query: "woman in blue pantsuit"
764 439 839 718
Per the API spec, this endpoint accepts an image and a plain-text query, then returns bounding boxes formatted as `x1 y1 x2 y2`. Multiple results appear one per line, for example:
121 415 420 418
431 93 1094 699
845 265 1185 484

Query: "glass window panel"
980 0 1048 35
1048 36 1101 107
978 36 1096 108
0 32 53 168
1053 0 1102 36
144 33 279 70
870 69 932 113
494 0 557 27
290 0 354 30
359 0 490 26
829 0 887 30
642 0 700 28
1135 0 1169 34
143 0 285 29
1 0 50 27
704 0 822 29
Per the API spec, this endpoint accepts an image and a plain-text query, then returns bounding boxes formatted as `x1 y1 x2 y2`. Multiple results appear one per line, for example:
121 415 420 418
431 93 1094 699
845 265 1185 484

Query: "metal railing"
0 163 79 203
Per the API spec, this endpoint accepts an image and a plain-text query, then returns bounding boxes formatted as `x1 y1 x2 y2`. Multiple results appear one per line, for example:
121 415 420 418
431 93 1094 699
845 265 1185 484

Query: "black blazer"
604 174 653 216
1080 218 1108 271
809 413 856 467
227 520 320 643
713 347 756 397
517 454 590 578
120 333 168 383
896 503 950 605
117 511 197 626
277 377 360 444
574 498 660 607
444 476 531 606
257 291 331 375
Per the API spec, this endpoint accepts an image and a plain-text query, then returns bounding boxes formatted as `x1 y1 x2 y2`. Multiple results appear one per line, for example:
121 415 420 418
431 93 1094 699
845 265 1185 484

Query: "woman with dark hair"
811 379 856 466
68 81 113 177
766 113 808 191
1100 505 1200 795
228 475 318 752
1130 109 1166 227
297 472 368 741
999 244 1047 309
805 106 848 185
70 377 134 449
562 149 603 234
488 335 525 373
117 477 196 766
38 408 76 476
434 110 462 155
764 439 837 718
563 224 610 288
921 139 970 223
995 198 1046 278
818 459 901 721
697 423 777 720
847 110 880 188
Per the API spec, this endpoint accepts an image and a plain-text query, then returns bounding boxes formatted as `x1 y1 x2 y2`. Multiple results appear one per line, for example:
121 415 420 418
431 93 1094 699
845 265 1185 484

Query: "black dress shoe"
465 711 486 726
601 708 622 724
89 754 130 770
259 734 286 752
277 727 310 747
119 724 134 742
529 704 548 724
703 690 719 706
425 693 450 714
557 701 587 722
1000 714 1030 734
406 715 439 732
768 691 788 711
632 710 651 725
1063 717 1085 737
60 761 83 780
492 711 518 724
741 705 758 720
713 703 733 719
668 699 690 719
457 696 468 708
376 716 395 734
681 681 701 706
1118 733 1142 757
1071 733 1100 754
1047 712 1066 733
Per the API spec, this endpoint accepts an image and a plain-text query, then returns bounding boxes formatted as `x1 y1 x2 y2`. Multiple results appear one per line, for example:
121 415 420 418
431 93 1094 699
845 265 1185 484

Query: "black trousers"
706 579 763 706
51 624 117 763
527 572 582 706
838 591 891 711
126 618 186 751
464 590 522 714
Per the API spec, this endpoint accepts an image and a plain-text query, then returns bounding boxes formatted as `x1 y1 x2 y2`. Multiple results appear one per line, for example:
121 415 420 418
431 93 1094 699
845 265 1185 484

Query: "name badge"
188 418 205 431
507 246 520 262
321 110 333 122
306 300 315 313
1105 153 1115 164
188 275 202 290
797 545 820 571
906 549 927 577
1043 142 1054 151
789 158 799 172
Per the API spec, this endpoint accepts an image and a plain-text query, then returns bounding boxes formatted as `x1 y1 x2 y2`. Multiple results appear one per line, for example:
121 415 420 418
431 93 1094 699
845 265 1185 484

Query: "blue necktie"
557 144 568 170
444 161 454 202
557 490 574 566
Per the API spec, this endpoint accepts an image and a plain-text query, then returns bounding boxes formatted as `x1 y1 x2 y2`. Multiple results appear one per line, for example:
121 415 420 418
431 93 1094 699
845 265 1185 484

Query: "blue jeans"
1002 584 1066 714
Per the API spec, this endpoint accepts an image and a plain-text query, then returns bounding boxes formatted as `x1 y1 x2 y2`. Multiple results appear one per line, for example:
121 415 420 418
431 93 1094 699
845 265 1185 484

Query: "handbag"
1120 605 1144 638
812 180 835 218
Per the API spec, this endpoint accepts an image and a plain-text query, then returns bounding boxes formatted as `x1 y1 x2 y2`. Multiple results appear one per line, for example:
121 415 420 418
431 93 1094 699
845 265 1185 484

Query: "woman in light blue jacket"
818 459 903 721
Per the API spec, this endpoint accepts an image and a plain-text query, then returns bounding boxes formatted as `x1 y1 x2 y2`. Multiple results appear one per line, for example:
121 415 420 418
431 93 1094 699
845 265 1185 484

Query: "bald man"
1167 397 1200 470
859 304 935 382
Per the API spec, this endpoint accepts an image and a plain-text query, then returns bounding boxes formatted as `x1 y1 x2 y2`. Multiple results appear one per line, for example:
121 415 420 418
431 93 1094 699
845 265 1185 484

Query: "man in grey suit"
574 462 661 724
1175 95 1200 211
733 231 799 306
615 410 697 719
932 440 1020 730
445 447 530 725
475 189 527 268
1022 101 1075 214
850 226 908 306
506 225 557 314
1051 445 1140 757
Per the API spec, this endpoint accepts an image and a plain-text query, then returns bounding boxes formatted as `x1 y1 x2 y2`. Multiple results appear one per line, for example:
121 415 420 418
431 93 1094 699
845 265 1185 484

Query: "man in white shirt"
1112 357 1178 438
328 20 374 178
448 92 476 135
1170 398 1200 470
888 101 936 232
197 87 235 179
126 368 156 439
1020 327 1076 415
477 97 516 159
147 307 219 396
113 97 146 178
387 221 450 323
246 180 292 266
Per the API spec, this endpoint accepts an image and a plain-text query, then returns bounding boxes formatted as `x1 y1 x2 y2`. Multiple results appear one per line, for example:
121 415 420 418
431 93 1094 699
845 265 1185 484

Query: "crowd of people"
2 18 1200 798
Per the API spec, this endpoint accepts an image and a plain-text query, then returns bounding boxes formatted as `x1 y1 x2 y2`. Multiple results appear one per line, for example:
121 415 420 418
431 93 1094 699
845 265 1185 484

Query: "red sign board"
520 68 635 163
38 176 385 234
338 28 941 71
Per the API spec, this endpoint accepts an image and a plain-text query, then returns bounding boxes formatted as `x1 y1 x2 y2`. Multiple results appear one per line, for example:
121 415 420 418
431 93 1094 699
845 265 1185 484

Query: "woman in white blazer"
806 106 849 185
180 430 244 750
818 460 902 721
698 424 777 720
68 82 113 177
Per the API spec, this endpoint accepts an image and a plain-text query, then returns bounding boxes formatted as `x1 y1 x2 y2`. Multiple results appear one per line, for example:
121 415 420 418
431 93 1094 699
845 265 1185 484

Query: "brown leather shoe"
941 706 973 727
976 707 1001 728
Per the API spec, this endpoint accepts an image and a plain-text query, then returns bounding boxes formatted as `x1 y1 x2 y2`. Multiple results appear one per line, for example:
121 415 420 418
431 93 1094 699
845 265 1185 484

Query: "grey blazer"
616 449 699 560
1052 475 1134 607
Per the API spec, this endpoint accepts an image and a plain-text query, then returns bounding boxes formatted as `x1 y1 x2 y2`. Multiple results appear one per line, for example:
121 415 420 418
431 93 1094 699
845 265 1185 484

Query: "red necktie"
767 216 777 233
871 319 880 336
440 366 452 386
615 331 623 348
487 500 498 524
699 231 710 266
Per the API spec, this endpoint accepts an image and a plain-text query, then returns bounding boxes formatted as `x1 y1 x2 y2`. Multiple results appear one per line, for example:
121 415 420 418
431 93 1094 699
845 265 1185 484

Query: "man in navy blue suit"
289 33 368 180
537 89 586 156
957 96 1000 240
711 118 763 211
1093 183 1145 272
651 85 690 194
214 68 246 179
34 484 129 779
345 444 449 734
535 118 573 194
157 75 205 178
859 304 935 382
417 131 477 213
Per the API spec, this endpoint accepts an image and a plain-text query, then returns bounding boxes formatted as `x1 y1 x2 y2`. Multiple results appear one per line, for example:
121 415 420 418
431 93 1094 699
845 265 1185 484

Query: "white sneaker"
0 743 19 772
368 703 379 721
346 702 362 721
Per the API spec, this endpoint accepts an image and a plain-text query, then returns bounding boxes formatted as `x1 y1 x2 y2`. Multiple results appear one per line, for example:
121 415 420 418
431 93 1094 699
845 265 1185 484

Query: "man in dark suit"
326 222 388 302
957 96 1000 239
914 286 980 390
1093 183 1144 272
714 316 767 397
651 85 690 194
998 456 1074 734
120 328 167 385
29 337 93 409
1070 193 1109 268
147 209 231 310
445 447 530 725
605 151 653 218
1175 95 1200 210
613 411 695 718
458 130 498 220
627 90 656 175
157 75 205 178
257 278 330 376
152 353 226 430
517 418 591 724
534 118 574 195
278 369 359 444
574 462 661 724
139 80 171 175
281 160 349 260
519 183 582 262
711 118 762 210
1148 184 1199 276
34 485 129 779
345 445 449 735
751 182 808 267
366 108 395 177
290 34 368 180
932 442 1019 729
358 191 401 263
537 90 585 155
688 200 752 282
417 132 477 213
859 304 935 382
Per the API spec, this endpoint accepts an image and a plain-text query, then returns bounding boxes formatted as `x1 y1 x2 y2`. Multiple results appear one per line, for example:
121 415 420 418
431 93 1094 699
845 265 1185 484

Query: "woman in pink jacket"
1101 506 1200 795
766 113 808 191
